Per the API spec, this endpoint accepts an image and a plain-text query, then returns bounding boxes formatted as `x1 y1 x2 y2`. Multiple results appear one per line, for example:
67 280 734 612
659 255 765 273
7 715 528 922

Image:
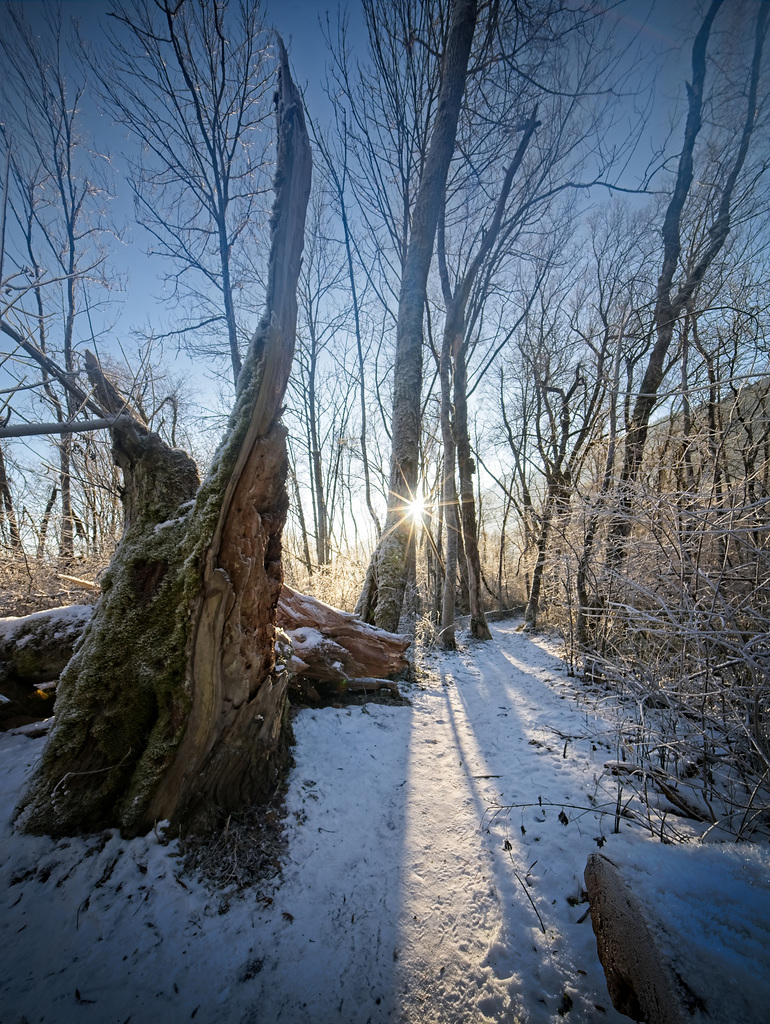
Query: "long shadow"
243 698 414 1024
429 622 626 1022
0 703 416 1024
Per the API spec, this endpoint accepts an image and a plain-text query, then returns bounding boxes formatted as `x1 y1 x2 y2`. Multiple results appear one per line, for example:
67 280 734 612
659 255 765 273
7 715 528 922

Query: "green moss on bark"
16 500 199 836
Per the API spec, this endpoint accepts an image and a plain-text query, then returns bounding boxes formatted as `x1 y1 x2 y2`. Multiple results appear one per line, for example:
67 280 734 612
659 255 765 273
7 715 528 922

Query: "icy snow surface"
2 621 769 1023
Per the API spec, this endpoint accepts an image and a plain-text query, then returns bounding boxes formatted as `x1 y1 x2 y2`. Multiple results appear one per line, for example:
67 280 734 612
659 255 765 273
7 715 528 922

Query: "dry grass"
283 549 370 612
0 553 107 618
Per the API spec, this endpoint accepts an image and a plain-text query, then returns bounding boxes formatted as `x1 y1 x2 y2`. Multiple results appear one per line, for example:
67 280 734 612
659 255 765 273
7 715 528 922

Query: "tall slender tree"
357 0 478 632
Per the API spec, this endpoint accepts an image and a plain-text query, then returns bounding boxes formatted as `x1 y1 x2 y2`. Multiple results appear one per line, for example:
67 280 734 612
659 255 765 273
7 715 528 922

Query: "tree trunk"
16 41 311 838
436 108 537 642
525 474 572 630
36 484 58 559
356 0 477 632
524 492 556 629
58 433 74 561
585 854 691 1024
610 0 766 555
439 318 459 648
307 324 329 565
455 346 491 639
218 215 243 386
0 444 20 548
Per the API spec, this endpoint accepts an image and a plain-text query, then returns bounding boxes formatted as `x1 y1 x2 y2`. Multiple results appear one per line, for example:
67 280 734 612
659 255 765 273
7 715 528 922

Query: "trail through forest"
2 622 770 1023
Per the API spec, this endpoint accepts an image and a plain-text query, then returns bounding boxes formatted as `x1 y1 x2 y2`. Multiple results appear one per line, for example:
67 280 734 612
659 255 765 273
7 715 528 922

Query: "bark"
585 854 691 1024
0 322 105 419
16 41 311 838
59 203 79 562
357 0 478 632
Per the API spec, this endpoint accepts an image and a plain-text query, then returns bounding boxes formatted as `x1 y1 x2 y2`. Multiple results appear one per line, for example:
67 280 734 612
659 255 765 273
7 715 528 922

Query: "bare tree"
0 4 112 561
310 114 383 539
356 0 478 632
288 192 362 569
571 204 652 648
429 0 645 642
96 0 273 387
611 0 769 551
435 110 539 645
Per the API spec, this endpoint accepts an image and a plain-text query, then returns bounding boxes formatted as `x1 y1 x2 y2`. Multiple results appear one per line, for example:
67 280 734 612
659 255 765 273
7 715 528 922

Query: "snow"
2 621 769 1023
0 604 93 644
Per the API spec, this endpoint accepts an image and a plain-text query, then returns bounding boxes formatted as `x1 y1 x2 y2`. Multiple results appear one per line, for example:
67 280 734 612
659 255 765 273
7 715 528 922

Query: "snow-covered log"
0 587 409 715
0 605 93 725
584 853 693 1024
277 586 409 694
0 605 92 688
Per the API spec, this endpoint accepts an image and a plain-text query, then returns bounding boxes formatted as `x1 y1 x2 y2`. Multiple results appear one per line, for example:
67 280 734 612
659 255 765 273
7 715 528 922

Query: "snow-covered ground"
2 622 770 1023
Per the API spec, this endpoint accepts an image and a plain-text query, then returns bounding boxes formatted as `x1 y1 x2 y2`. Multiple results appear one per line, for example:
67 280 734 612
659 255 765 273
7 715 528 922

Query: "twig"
505 847 546 934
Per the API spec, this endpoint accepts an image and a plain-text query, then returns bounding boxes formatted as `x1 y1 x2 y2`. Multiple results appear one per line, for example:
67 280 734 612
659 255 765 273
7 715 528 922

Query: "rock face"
584 853 695 1024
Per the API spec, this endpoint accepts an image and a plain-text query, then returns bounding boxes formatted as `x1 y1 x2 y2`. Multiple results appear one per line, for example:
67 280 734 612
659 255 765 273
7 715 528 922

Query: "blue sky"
0 0 695 427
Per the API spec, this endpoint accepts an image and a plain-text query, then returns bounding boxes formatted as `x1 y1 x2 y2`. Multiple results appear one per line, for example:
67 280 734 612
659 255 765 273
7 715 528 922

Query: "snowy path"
388 625 625 1023
2 623 770 1023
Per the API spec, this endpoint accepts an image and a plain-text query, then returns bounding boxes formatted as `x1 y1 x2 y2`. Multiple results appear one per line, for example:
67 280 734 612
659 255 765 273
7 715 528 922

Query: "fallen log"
584 853 696 1024
277 585 410 696
0 587 409 719
0 605 93 725
0 605 93 687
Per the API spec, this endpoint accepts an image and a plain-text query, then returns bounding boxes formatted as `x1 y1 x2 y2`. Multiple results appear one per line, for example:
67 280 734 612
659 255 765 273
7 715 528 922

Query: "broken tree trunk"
15 40 312 838
278 586 409 696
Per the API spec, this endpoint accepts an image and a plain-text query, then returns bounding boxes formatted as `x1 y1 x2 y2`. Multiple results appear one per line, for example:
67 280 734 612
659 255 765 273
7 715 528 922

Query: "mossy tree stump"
16 41 311 838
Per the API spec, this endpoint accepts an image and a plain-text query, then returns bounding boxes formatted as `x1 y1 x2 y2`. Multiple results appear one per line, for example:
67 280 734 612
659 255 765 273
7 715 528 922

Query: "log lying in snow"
276 585 410 698
0 605 93 688
0 605 93 724
584 853 695 1024
0 588 409 714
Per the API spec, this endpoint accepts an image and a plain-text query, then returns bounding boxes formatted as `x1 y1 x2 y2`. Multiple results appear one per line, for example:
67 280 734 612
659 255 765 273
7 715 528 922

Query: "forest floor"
2 620 770 1024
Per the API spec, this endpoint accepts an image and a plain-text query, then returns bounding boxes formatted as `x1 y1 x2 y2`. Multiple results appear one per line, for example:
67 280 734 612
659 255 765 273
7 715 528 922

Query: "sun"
407 493 426 524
